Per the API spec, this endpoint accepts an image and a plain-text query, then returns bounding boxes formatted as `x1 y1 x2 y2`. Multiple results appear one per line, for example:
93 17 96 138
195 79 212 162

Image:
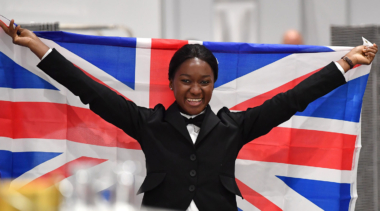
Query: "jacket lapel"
195 105 220 147
164 103 194 146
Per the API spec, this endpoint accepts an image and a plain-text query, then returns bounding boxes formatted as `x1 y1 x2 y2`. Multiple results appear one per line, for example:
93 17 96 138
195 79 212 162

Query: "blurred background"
0 0 379 45
1 0 380 210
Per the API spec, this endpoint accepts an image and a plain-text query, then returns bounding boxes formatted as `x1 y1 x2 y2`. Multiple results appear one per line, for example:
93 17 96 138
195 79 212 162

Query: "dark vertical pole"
373 53 379 211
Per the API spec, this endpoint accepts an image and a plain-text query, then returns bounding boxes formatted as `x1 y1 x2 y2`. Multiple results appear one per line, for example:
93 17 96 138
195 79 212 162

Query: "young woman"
0 20 378 211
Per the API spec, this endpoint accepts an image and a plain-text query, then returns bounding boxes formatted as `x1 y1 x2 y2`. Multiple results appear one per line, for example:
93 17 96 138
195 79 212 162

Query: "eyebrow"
179 74 211 78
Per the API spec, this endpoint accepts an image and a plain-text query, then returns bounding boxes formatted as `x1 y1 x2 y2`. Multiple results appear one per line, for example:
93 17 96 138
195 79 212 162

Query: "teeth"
187 99 201 102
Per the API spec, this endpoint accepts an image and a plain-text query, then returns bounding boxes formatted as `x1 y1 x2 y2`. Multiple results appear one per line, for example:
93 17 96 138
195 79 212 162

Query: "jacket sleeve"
233 62 347 145
37 48 153 143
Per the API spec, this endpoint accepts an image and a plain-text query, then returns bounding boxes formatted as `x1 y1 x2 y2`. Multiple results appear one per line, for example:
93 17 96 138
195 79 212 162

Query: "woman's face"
169 58 215 115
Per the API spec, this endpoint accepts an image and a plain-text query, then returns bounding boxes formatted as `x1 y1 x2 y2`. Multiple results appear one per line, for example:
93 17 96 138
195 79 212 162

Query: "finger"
372 43 378 51
362 46 369 52
9 25 21 44
367 52 376 58
0 21 9 33
9 19 15 30
365 53 375 64
12 25 21 38
364 45 377 52
365 48 377 53
17 28 25 36
368 45 377 49
15 25 21 36
8 20 15 35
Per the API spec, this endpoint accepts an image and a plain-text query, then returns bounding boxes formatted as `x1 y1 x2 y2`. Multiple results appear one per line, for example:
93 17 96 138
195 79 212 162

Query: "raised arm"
0 19 153 143
236 44 377 145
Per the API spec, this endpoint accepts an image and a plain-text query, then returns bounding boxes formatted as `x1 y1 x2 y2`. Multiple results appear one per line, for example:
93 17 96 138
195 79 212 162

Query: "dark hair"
168 44 218 81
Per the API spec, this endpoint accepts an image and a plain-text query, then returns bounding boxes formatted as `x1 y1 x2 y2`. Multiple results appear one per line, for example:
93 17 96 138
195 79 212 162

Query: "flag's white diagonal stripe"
39 38 143 102
11 152 72 187
0 32 143 108
0 31 70 97
211 51 352 111
0 32 86 108
236 160 324 211
235 159 354 210
0 34 149 107
8 139 146 188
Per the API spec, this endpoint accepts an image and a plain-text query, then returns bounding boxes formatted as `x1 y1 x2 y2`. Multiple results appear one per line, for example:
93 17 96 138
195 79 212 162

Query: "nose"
189 83 202 95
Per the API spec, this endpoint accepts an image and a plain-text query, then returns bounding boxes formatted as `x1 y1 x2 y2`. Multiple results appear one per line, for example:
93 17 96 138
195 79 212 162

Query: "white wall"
2 0 380 45
162 0 213 41
351 0 380 25
301 0 347 45
0 0 162 38
162 0 380 46
258 0 301 44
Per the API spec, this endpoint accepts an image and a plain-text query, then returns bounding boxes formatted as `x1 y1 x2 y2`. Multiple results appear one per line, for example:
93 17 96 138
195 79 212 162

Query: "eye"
200 80 210 85
181 79 190 83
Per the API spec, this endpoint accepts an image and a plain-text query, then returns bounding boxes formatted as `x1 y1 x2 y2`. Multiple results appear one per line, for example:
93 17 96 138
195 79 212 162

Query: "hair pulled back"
168 44 218 82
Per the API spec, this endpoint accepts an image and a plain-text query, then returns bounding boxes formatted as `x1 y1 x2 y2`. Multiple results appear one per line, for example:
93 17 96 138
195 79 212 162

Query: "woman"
0 20 378 211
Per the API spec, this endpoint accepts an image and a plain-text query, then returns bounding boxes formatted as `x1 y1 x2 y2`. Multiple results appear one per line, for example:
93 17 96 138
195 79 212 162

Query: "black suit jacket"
38 49 346 210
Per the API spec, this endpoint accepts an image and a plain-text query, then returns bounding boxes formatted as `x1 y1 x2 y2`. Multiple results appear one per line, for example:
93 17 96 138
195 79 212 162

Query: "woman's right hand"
0 19 37 47
0 19 50 59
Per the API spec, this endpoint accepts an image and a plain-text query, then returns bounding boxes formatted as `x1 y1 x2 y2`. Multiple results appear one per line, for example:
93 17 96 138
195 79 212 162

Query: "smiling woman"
170 57 214 115
0 19 378 211
168 44 218 115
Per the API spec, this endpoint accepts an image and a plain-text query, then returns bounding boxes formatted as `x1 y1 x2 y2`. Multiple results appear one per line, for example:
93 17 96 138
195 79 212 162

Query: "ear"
169 80 173 90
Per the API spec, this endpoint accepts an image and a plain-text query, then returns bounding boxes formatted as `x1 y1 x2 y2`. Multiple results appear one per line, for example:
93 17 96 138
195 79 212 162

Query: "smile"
186 98 202 106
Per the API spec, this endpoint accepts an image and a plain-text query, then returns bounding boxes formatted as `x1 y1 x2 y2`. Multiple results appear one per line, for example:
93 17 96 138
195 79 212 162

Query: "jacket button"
190 170 196 177
190 154 196 161
189 185 195 192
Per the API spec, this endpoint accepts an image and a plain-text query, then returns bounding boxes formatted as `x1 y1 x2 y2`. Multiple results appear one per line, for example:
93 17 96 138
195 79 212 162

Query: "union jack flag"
0 17 370 211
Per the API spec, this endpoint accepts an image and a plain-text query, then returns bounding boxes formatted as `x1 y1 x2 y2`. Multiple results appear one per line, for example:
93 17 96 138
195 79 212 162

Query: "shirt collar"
180 110 205 119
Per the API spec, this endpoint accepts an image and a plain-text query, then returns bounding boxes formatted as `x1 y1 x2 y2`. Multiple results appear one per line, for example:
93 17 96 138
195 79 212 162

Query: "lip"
186 98 203 107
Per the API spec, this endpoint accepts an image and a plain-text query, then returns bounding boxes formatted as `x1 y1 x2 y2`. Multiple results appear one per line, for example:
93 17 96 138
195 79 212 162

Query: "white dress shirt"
180 111 205 211
41 48 52 60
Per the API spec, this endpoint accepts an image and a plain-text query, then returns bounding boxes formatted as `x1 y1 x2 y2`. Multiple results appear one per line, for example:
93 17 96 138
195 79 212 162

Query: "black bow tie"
183 113 205 128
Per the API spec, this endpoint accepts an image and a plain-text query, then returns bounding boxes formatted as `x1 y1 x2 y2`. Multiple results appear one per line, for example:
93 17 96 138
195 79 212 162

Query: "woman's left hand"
347 44 378 65
337 43 377 72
